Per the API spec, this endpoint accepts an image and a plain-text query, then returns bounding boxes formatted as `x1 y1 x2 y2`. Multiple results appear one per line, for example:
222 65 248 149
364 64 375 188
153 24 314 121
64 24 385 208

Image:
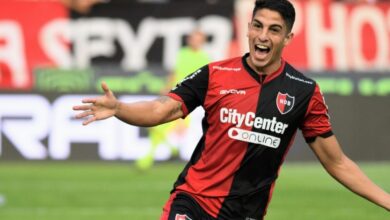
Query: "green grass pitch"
0 162 389 220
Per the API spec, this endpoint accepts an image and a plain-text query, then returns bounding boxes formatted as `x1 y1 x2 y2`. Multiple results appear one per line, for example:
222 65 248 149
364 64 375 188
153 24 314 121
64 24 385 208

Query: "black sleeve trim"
305 130 334 143
169 65 209 114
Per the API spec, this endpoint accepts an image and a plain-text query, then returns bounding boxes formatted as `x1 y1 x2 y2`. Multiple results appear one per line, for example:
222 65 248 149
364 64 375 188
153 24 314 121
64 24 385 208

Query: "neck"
246 57 282 76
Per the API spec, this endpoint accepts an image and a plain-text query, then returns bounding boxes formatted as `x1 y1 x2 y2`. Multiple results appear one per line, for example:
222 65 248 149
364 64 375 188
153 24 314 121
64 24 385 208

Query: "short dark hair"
252 0 296 32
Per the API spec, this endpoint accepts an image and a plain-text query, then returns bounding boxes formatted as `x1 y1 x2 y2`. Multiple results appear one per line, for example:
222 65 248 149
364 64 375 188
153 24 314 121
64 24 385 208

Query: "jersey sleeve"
167 65 209 118
300 83 333 143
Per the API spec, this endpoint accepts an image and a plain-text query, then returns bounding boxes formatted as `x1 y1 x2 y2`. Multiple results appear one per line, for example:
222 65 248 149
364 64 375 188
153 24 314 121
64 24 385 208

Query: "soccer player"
73 0 390 219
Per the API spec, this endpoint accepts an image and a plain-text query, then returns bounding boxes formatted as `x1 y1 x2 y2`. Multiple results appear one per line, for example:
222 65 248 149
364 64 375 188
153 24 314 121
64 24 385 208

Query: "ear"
283 32 294 46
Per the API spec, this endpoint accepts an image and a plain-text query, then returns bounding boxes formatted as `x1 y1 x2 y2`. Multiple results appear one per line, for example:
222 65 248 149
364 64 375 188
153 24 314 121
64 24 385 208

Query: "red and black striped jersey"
167 54 332 218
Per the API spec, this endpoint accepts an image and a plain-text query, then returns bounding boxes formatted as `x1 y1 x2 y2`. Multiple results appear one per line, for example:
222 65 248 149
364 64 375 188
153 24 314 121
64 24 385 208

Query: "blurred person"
136 29 210 170
73 0 390 219
168 29 210 88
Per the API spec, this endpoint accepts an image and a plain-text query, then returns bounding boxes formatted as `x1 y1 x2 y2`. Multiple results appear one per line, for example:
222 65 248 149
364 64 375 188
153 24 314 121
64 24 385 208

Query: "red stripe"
160 192 179 220
263 58 286 84
277 93 287 113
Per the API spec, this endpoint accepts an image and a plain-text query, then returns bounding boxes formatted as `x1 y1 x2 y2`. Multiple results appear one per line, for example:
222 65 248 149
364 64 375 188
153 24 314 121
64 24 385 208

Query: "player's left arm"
309 135 390 211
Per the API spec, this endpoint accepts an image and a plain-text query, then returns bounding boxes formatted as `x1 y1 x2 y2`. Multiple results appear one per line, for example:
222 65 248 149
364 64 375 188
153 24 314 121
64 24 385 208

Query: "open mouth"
255 44 271 54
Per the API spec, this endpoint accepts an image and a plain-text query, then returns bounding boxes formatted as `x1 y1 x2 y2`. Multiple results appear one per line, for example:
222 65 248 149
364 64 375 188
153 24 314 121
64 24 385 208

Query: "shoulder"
208 56 243 74
179 47 191 53
283 62 316 88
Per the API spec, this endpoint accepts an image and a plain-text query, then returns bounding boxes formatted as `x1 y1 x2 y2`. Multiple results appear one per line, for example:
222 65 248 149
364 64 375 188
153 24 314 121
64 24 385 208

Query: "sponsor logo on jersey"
220 108 288 134
213 66 241 72
285 72 313 85
175 214 192 220
276 92 295 114
220 89 246 95
220 108 289 148
228 127 280 148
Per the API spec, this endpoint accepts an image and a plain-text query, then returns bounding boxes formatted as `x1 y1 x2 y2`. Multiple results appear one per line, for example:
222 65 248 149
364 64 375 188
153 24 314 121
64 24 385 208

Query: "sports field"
0 162 388 220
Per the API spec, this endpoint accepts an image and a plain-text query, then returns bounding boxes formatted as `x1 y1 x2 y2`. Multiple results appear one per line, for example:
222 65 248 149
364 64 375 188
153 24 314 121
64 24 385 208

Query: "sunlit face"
247 9 293 75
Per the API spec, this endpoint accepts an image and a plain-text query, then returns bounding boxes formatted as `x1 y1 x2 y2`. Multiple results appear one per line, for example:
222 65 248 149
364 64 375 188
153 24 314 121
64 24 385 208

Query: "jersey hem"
305 130 334 143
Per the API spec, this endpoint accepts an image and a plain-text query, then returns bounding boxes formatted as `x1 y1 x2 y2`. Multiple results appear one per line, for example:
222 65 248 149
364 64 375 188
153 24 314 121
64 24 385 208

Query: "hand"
73 82 119 125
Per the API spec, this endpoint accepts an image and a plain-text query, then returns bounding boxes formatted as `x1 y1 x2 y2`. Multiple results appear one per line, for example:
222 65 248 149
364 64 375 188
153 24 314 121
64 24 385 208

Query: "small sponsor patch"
228 127 281 148
220 89 246 95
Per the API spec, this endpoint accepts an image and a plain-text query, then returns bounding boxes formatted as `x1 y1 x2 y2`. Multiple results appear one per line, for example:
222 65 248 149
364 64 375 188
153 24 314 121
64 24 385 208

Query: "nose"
258 29 269 42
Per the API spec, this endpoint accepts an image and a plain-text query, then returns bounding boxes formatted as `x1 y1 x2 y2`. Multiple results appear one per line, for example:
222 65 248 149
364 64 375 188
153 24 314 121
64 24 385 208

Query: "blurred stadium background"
0 0 389 219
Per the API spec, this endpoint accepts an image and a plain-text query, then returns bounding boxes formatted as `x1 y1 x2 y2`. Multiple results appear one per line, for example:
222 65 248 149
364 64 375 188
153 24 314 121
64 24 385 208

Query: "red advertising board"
286 1 390 72
0 0 68 89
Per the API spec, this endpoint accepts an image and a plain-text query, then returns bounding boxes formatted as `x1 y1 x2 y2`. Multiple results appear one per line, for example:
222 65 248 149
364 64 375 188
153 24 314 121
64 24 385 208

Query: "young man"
73 0 390 219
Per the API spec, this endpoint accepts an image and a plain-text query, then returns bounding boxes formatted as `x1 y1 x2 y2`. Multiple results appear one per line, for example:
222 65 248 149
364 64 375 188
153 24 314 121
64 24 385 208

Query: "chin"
251 58 268 70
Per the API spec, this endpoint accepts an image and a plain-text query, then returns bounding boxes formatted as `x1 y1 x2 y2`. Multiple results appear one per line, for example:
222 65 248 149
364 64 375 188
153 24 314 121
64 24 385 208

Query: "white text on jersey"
220 108 288 134
220 89 246 95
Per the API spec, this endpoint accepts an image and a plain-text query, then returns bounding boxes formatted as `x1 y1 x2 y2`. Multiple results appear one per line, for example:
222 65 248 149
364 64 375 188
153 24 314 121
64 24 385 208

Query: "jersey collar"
242 53 286 84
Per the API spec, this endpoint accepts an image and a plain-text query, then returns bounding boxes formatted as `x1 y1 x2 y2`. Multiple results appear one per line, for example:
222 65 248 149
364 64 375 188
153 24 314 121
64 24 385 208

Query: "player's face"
247 9 293 75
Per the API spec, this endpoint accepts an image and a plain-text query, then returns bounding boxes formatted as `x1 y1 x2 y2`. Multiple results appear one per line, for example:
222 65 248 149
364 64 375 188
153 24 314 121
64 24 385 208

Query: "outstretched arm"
73 82 184 126
309 135 390 211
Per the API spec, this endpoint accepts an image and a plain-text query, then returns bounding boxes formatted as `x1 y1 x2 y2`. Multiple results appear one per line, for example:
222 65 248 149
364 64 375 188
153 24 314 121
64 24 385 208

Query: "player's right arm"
73 82 184 126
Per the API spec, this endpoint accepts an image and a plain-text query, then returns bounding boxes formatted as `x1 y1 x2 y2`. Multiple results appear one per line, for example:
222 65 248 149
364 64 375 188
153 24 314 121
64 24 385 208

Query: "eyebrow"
252 18 283 30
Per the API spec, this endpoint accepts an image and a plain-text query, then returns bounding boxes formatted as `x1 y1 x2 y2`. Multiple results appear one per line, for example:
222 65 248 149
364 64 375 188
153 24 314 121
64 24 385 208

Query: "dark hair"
252 0 296 32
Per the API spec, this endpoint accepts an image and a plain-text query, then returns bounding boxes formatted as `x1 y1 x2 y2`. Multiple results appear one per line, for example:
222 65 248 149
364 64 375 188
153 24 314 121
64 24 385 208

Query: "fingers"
73 103 96 126
73 82 112 126
82 116 97 126
75 110 94 119
82 98 97 104
73 109 97 126
101 81 111 96
73 97 97 111
73 105 91 111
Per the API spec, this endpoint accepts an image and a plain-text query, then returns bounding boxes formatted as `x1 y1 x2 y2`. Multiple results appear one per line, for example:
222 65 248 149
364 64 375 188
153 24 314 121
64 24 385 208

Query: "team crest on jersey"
276 92 295 114
175 214 192 220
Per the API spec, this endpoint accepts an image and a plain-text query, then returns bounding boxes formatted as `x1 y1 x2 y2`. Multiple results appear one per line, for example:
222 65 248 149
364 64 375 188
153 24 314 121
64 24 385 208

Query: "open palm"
73 82 118 125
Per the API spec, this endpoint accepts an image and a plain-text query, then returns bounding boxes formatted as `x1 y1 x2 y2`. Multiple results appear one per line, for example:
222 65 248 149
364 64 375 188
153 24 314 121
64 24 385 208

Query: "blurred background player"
136 29 210 170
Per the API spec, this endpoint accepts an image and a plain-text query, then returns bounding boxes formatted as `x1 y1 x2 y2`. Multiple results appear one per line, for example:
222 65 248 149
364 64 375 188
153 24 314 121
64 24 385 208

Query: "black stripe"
171 65 210 114
305 130 334 143
242 53 261 83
